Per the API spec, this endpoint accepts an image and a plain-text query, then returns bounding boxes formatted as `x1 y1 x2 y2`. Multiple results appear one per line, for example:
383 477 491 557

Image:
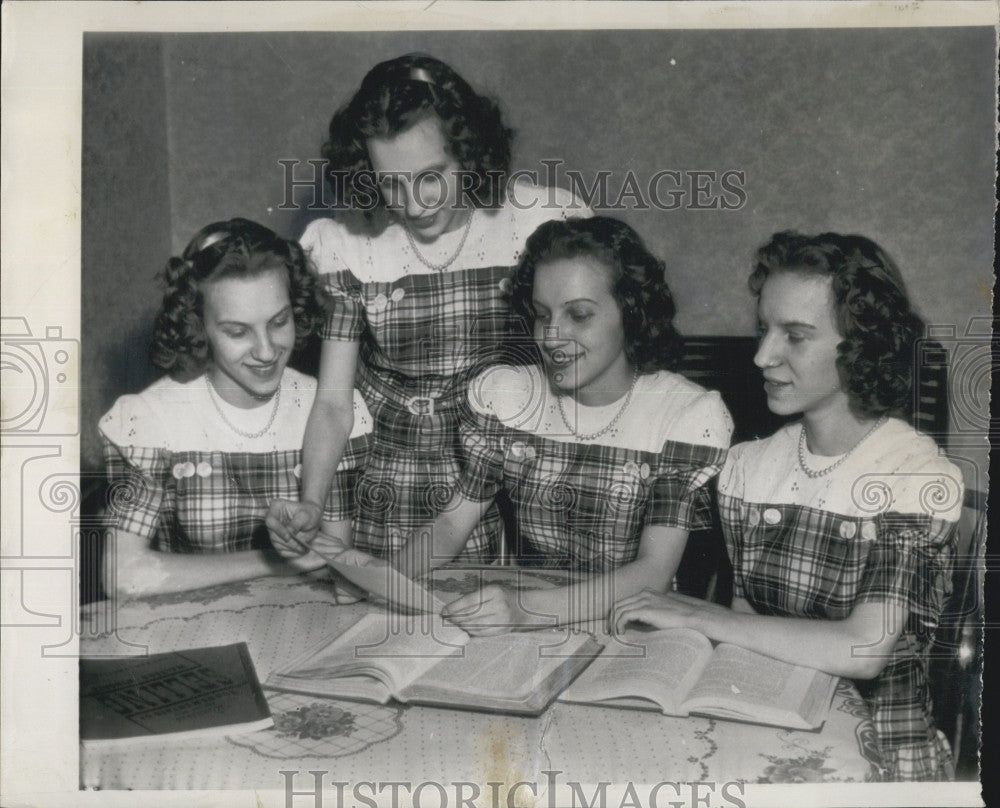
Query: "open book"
266 612 602 716
558 628 837 730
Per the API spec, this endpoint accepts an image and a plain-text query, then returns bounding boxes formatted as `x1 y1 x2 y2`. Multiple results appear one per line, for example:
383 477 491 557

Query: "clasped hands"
266 498 382 604
266 498 325 547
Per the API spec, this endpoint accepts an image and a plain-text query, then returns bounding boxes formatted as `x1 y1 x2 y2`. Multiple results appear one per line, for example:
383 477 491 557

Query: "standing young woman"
267 53 587 561
392 217 732 632
613 232 963 780
100 219 371 597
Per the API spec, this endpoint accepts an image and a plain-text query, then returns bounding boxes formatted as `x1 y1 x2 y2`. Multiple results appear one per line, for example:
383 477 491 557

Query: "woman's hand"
334 547 384 568
266 521 358 598
328 576 367 605
308 530 353 560
441 585 556 636
282 547 328 574
611 589 730 635
266 499 323 550
275 529 380 604
327 548 386 604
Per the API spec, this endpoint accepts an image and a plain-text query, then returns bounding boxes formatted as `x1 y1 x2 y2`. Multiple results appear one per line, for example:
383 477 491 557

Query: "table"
79 570 885 789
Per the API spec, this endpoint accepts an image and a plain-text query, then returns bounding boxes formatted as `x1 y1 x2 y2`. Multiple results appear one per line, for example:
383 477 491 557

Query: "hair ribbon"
198 231 230 252
409 67 435 86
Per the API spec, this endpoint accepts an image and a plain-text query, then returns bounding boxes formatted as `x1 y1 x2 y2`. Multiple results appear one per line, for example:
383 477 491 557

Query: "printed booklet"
80 642 273 745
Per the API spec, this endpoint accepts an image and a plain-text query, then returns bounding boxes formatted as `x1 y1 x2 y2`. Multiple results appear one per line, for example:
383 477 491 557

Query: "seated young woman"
391 216 733 634
612 231 963 781
99 219 371 598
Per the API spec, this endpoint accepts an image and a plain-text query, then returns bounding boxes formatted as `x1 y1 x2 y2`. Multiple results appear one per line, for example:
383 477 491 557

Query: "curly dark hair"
322 53 513 219
149 218 329 380
509 217 684 373
749 231 926 419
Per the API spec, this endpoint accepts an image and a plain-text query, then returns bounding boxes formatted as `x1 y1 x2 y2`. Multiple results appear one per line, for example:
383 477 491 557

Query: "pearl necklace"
206 377 281 439
797 415 888 479
557 371 639 441
403 209 474 272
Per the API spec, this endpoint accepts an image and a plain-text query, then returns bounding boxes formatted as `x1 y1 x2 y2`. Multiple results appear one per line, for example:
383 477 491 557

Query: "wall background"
82 28 995 474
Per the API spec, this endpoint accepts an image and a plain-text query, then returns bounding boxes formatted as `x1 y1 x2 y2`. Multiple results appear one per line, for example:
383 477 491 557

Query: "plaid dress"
99 369 372 553
718 419 963 781
455 365 732 570
303 184 588 560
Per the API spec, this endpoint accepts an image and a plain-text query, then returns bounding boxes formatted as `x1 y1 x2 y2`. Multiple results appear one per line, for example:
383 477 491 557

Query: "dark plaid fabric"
320 265 523 561
350 440 501 562
457 402 727 572
720 491 958 780
322 265 517 389
102 435 369 553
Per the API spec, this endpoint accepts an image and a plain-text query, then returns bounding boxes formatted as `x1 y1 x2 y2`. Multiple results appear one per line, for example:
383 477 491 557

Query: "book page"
558 628 713 715
401 630 602 713
407 631 582 695
682 643 837 729
266 613 469 699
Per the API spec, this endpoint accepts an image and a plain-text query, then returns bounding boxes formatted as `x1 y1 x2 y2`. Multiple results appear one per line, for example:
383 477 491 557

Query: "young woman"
391 216 732 634
100 219 371 598
267 53 588 562
612 231 963 780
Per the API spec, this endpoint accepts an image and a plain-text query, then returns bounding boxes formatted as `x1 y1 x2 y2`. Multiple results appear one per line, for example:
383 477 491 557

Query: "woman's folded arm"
613 590 905 679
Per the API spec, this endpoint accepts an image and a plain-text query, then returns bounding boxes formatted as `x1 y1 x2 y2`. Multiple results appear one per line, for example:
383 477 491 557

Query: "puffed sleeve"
855 456 964 640
646 391 732 530
301 220 365 343
855 513 958 640
454 370 511 503
98 397 170 543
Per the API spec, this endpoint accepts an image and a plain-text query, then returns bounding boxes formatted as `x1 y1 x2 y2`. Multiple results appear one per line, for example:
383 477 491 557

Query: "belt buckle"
405 395 436 417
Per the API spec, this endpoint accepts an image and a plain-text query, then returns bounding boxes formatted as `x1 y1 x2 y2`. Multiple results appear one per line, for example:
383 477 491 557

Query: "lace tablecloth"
80 570 884 789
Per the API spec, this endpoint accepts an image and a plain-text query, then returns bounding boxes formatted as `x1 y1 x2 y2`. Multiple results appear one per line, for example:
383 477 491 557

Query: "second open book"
559 626 838 730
